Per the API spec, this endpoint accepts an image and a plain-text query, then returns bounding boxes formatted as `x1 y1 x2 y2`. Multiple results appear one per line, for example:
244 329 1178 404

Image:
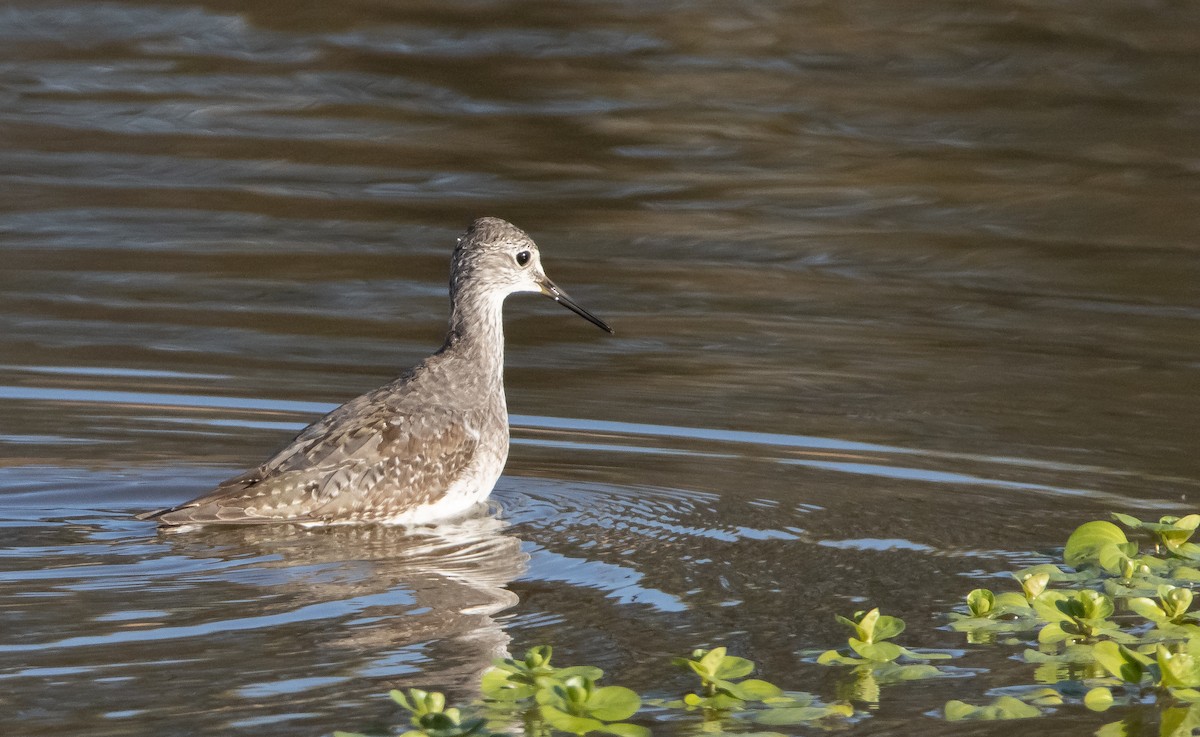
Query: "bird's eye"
515 250 531 266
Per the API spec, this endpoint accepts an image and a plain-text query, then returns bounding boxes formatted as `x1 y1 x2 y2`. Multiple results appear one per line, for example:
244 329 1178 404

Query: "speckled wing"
143 395 482 525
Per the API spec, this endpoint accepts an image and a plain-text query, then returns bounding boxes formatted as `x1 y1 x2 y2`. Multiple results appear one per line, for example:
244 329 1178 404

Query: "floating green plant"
661 646 852 728
338 511 1200 737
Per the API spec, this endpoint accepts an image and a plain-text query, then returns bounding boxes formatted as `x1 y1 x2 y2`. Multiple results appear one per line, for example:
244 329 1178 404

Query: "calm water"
1 1 1199 734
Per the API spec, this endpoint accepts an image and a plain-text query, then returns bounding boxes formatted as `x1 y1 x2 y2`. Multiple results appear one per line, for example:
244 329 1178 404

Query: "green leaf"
712 655 755 681
698 647 727 675
1093 641 1149 684
1016 571 1051 600
848 638 902 663
1161 705 1200 737
391 689 415 711
895 645 953 661
871 662 943 682
1095 721 1134 737
1129 596 1169 623
1022 687 1063 706
833 614 864 641
1164 586 1195 619
1065 521 1129 569
966 588 996 617
817 649 860 666
599 723 650 737
1032 591 1072 623
1079 590 1116 620
736 679 784 701
480 668 535 701
540 705 605 736
1037 622 1071 645
1085 687 1115 711
526 645 553 669
944 696 1042 720
557 666 605 681
587 686 641 722
1158 645 1200 689
872 615 906 642
754 704 852 725
1112 512 1144 529
1172 688 1200 704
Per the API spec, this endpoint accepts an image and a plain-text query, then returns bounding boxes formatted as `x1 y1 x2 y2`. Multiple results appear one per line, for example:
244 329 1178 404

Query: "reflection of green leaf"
1161 705 1200 737
600 724 651 737
870 662 944 683
816 649 860 666
1022 687 1063 706
944 696 1042 721
753 703 853 725
1095 720 1134 737
1084 687 1114 711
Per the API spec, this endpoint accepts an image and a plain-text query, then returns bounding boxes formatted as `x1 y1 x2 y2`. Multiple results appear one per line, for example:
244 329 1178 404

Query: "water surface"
2 1 1199 735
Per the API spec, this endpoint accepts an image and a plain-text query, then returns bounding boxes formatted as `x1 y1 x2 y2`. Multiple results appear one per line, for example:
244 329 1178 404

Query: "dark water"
2 1 1199 734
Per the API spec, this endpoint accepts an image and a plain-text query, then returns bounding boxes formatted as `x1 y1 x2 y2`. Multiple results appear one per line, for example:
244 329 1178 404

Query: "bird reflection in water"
154 512 526 692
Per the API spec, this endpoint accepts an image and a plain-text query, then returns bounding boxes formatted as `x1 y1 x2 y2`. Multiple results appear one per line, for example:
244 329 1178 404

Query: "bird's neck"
441 288 507 382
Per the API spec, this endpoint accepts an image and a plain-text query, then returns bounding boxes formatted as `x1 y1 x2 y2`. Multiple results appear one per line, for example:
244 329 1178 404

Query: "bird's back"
141 353 509 526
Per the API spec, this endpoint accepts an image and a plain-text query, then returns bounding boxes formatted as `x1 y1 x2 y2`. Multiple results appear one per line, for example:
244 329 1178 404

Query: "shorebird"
139 217 611 526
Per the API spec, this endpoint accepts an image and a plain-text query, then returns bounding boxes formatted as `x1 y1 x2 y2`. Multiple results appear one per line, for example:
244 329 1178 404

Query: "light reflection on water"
1 0 1198 734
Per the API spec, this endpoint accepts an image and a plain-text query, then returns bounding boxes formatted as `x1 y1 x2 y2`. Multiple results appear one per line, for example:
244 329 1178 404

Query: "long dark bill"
538 277 613 334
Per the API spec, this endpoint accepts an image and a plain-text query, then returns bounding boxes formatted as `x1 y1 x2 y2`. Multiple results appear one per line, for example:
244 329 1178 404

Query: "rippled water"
2 1 1199 735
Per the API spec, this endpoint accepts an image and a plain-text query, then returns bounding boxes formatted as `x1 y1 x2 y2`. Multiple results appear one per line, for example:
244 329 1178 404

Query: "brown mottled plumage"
139 217 611 527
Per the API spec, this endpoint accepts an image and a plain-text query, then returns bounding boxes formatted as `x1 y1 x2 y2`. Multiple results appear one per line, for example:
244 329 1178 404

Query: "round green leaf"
480 668 534 701
755 706 843 725
848 639 902 662
872 615 906 642
713 655 755 680
1093 641 1147 684
1065 521 1129 569
1128 596 1168 623
587 686 641 722
540 705 605 735
600 723 651 737
557 666 605 681
967 589 996 617
737 678 784 701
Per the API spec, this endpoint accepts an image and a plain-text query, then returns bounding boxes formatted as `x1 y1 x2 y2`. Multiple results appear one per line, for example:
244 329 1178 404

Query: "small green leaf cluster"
819 607 949 666
947 574 1045 641
335 509 1200 736
481 646 645 737
662 647 852 728
942 512 1200 729
335 688 504 737
341 644 855 737
815 607 952 705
